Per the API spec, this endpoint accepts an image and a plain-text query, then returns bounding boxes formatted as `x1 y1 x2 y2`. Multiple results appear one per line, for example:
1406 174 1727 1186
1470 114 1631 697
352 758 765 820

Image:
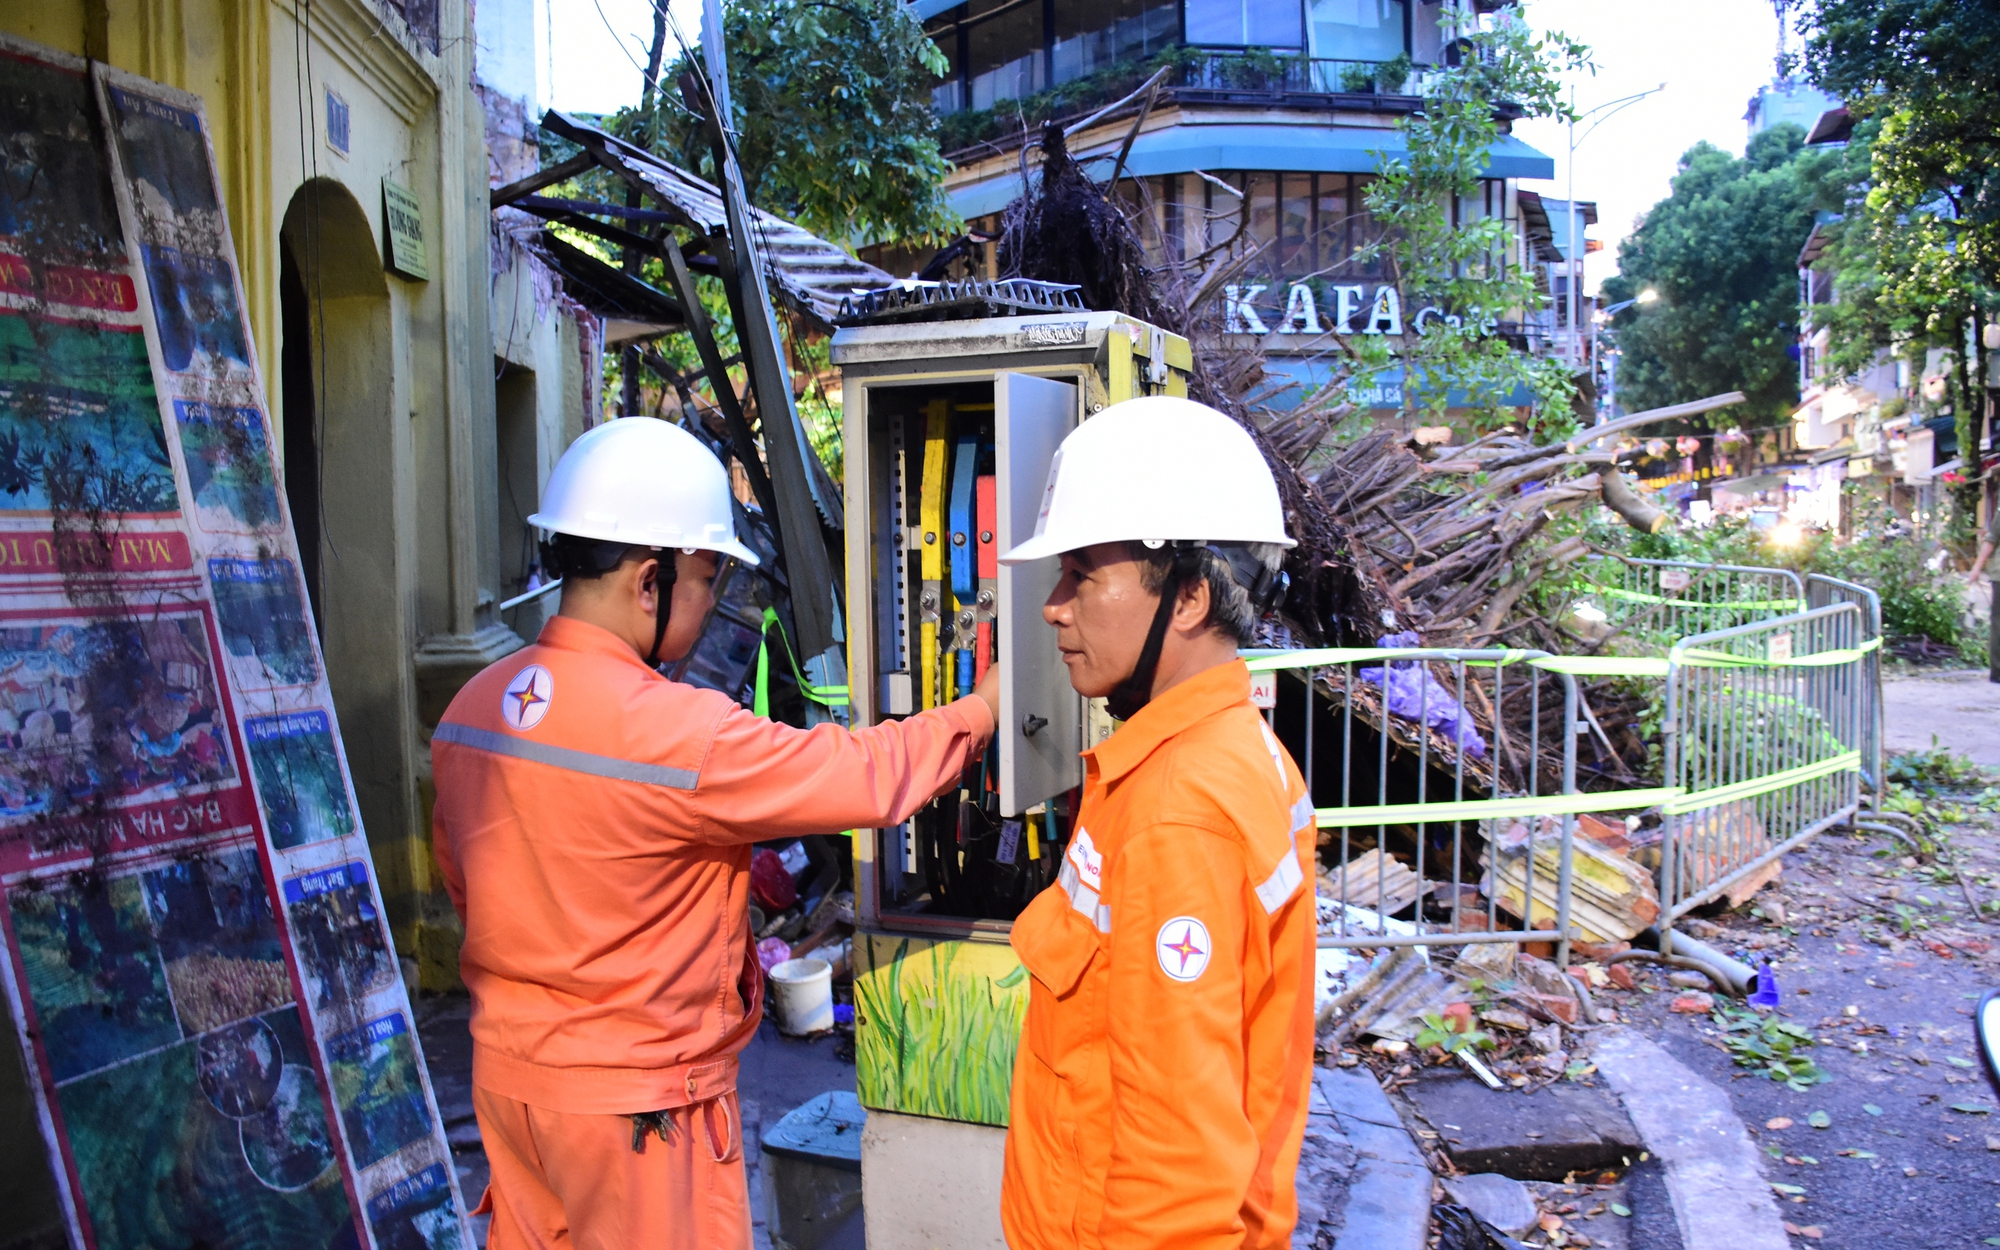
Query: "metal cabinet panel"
995 371 1081 815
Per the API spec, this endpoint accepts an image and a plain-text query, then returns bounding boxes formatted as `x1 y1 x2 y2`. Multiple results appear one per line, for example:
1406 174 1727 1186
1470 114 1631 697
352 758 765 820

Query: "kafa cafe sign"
1222 281 1452 338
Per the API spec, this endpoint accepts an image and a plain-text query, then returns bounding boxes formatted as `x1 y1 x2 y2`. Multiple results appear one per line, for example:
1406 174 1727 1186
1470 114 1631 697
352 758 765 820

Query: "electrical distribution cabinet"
832 313 1191 1179
833 311 1192 941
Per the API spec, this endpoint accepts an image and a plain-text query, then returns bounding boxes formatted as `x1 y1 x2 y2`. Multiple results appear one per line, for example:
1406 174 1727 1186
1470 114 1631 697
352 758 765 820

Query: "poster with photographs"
0 35 467 1250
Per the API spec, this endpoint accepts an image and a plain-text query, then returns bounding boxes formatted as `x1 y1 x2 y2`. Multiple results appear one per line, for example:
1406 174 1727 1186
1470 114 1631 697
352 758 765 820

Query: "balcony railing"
1174 49 1437 99
938 48 1439 161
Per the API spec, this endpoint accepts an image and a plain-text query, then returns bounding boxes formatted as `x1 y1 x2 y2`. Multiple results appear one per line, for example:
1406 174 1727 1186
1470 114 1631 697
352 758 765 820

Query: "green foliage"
1412 1011 1494 1055
1600 127 1836 429
641 0 957 245
1711 1003 1829 1090
1810 496 1981 663
1799 0 2000 291
1591 491 1981 663
1364 3 1589 436
1887 741 1996 792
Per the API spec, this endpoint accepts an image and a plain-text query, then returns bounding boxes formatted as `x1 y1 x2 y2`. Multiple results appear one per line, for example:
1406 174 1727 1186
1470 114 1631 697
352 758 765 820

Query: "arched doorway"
279 178 413 908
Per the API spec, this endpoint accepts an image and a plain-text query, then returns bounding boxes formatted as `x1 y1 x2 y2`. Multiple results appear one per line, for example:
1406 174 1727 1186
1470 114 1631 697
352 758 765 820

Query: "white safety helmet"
528 418 760 565
998 395 1295 565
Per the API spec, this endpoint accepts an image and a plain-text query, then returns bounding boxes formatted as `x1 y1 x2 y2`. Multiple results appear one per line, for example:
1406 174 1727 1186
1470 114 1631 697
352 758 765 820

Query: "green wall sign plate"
382 178 429 281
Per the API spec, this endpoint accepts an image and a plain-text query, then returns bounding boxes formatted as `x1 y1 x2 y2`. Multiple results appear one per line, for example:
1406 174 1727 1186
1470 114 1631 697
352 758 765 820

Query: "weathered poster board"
0 36 470 1250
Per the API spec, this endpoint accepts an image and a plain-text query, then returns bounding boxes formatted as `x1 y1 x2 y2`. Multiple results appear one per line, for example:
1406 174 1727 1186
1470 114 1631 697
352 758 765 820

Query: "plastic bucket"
768 958 834 1036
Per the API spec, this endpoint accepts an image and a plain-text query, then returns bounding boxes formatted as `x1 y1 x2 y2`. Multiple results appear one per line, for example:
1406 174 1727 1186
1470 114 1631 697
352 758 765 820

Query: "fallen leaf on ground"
1767 1116 1794 1130
1807 1110 1832 1129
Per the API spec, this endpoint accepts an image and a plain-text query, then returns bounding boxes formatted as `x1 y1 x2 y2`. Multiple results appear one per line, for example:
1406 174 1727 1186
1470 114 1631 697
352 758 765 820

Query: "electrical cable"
292 0 337 570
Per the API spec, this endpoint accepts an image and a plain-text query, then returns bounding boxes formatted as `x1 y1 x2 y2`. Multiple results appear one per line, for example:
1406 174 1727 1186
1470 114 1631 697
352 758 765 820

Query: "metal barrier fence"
1807 574 1884 790
1247 574 1878 971
1246 648 1659 966
1658 603 1869 930
1580 554 1807 640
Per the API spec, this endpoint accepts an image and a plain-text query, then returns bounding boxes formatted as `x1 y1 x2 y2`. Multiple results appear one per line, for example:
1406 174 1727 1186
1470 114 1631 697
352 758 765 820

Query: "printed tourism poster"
173 399 283 533
0 34 468 1250
246 710 356 850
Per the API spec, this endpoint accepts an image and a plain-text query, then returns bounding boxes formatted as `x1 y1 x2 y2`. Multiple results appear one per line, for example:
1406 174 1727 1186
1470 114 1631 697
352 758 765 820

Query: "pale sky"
1512 0 1796 294
544 0 707 117
545 0 1797 296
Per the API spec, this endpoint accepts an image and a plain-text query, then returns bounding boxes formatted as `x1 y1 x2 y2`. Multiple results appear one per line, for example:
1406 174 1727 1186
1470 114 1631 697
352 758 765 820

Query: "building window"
933 25 966 113
1185 0 1305 48
324 89 350 157
966 1 1046 110
1052 0 1178 84
1307 0 1408 61
1279 173 1314 275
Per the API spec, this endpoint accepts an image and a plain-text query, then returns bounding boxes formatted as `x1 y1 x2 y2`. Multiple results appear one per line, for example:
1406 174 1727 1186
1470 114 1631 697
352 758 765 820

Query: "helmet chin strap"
646 549 679 667
1104 545 1203 722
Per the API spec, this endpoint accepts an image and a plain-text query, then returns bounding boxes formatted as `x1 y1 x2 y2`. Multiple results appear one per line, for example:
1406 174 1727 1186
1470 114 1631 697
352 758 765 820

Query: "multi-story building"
1788 107 1946 527
1518 191 1597 377
891 0 1561 420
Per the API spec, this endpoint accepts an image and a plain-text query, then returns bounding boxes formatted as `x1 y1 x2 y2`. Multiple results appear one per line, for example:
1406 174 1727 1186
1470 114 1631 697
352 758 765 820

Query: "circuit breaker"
832 311 1192 934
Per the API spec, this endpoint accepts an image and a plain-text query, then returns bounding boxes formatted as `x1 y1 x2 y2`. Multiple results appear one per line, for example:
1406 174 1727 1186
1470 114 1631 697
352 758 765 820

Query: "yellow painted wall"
2 1 512 983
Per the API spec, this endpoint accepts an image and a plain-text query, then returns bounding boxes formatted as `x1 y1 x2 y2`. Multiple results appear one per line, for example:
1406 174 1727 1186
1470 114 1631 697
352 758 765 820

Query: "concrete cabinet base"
861 1109 1009 1250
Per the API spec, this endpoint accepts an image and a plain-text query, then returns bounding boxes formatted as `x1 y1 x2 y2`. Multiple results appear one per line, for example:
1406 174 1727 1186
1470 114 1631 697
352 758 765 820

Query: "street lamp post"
1566 83 1668 383
1595 289 1657 421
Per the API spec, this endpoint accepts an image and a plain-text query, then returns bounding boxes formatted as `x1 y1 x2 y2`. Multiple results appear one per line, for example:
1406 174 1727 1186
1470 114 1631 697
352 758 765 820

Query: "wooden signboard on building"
0 35 468 1250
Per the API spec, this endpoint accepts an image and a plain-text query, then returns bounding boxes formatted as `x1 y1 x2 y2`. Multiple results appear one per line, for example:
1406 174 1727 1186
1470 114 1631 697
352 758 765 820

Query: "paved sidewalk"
1294 1065 1434 1250
1882 669 2000 768
1593 1028 1789 1250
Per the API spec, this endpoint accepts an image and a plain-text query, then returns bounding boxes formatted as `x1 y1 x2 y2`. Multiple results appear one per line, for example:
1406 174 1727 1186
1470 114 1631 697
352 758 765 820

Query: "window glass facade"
1053 0 1179 82
1118 171 1467 283
1307 0 1407 61
1184 0 1304 48
929 1 1417 116
966 2 1046 110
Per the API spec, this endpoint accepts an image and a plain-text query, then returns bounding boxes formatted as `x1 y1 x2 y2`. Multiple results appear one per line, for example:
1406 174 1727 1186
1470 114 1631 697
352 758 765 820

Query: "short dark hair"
539 534 653 581
1123 542 1285 645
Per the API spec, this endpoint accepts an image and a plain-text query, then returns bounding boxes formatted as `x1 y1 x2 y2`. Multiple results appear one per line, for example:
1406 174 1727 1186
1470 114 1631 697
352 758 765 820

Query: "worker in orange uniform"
431 417 997 1250
996 397 1315 1249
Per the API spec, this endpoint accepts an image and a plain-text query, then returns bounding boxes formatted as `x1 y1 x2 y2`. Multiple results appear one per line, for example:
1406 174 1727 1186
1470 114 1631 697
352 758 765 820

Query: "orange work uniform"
1000 659 1316 1250
431 615 993 1250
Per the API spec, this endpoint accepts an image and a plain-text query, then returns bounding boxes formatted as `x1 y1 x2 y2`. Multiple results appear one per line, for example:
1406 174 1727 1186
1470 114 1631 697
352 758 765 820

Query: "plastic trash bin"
760 1091 866 1250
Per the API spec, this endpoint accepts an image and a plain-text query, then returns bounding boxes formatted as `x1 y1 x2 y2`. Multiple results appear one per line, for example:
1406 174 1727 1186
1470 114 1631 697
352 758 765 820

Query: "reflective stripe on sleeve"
1290 796 1314 835
1058 858 1112 933
434 721 699 790
1254 847 1304 914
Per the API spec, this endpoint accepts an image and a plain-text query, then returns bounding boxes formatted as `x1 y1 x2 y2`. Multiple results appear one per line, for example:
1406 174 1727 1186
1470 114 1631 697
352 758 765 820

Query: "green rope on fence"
1660 750 1862 815
1313 786 1683 829
1309 753 1864 830
1243 643 1870 829
1244 638 1878 681
1667 637 1881 669
1582 583 1804 610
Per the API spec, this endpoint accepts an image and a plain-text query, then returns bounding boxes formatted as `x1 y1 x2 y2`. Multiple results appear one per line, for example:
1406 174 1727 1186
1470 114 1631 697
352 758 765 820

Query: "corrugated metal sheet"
541 111 898 328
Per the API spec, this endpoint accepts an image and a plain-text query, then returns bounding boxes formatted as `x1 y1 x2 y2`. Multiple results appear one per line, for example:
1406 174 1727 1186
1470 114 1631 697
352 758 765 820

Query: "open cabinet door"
996 372 1081 815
